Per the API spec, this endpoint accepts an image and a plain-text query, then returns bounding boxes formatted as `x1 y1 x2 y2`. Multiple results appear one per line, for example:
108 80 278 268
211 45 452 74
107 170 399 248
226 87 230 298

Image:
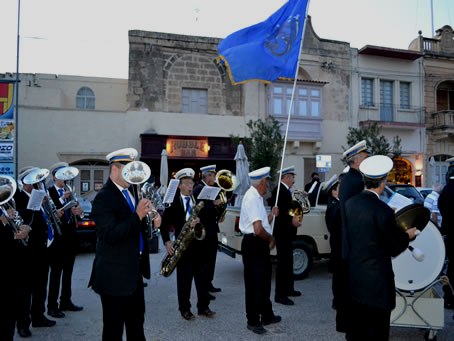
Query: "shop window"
388 157 412 184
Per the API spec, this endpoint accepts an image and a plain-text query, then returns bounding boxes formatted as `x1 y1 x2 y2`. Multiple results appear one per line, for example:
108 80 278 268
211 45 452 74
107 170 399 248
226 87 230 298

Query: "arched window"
76 87 95 110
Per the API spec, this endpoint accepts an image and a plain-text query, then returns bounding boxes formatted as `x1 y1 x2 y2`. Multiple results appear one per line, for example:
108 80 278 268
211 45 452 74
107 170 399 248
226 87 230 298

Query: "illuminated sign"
166 138 209 158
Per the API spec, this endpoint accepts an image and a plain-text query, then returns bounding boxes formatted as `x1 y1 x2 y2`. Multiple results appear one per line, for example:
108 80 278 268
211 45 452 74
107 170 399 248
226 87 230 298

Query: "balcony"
431 110 454 140
358 104 425 130
273 114 322 141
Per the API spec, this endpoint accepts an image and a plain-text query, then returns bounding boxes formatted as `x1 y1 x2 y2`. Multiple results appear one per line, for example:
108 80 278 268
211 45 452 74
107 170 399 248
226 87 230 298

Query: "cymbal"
395 203 430 232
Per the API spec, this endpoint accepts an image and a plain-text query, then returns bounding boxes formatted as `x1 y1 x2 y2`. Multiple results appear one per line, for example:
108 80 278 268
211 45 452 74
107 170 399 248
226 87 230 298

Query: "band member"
15 167 57 337
439 170 454 309
88 148 160 341
323 175 341 308
304 172 320 206
47 162 84 318
344 155 417 340
337 140 369 335
240 167 280 335
271 166 302 306
193 165 222 297
0 179 31 341
160 168 215 320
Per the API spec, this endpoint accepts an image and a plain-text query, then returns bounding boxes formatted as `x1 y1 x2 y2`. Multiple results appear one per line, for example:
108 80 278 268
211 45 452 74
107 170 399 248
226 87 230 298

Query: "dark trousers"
100 277 145 341
0 291 16 341
204 234 218 286
335 260 351 334
176 244 209 313
17 247 49 328
274 231 294 298
48 238 77 309
349 300 391 341
241 234 274 326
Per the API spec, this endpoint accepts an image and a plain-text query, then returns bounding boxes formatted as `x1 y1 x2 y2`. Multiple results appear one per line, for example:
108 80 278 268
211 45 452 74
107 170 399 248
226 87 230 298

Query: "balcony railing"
358 103 425 126
432 110 454 128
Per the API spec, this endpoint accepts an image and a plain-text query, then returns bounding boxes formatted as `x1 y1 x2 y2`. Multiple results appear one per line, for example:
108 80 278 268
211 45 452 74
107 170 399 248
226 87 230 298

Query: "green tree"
344 122 402 159
231 117 284 175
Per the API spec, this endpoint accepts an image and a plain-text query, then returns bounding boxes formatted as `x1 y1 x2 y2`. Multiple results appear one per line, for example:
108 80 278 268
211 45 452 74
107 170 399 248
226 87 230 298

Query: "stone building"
409 25 454 186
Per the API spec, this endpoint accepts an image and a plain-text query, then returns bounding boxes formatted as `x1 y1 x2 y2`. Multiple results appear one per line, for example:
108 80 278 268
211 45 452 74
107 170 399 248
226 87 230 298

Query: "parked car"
75 192 97 251
386 183 425 204
417 187 432 199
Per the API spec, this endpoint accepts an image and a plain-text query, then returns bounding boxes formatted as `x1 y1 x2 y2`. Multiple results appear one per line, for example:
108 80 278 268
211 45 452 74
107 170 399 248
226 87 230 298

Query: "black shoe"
262 315 282 325
247 324 267 335
275 297 294 306
288 290 302 297
143 281 148 287
17 328 32 338
208 293 216 300
198 308 216 318
48 309 65 318
208 285 221 293
32 317 56 328
181 311 195 320
60 302 83 312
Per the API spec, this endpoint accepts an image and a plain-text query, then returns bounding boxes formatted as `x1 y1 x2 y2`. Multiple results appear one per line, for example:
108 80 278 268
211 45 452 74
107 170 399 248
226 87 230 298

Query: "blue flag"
217 0 309 85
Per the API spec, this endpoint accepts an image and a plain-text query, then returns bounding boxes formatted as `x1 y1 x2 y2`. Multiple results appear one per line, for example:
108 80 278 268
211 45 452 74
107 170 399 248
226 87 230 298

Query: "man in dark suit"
89 148 160 341
304 172 320 207
160 168 215 320
47 162 84 318
336 140 369 335
345 155 417 340
271 166 302 306
439 170 454 308
323 174 341 308
193 165 222 297
0 175 31 340
15 167 57 337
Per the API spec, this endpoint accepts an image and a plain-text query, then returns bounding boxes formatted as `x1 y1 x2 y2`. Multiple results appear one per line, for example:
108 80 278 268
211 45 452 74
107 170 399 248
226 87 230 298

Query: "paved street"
23 241 454 341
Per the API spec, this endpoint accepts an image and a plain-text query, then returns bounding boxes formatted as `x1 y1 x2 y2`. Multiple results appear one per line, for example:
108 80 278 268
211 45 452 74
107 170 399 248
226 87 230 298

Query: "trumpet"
23 168 63 236
54 166 83 219
122 161 159 229
215 169 238 222
0 175 30 246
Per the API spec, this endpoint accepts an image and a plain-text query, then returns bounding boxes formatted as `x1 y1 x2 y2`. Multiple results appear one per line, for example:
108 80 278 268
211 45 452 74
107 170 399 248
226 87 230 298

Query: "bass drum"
392 221 445 292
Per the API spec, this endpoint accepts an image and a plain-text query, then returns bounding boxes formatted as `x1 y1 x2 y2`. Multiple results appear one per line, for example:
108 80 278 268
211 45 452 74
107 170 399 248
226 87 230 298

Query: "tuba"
122 161 159 230
160 201 205 277
288 189 310 223
54 166 82 219
0 175 30 246
23 168 64 236
215 169 238 222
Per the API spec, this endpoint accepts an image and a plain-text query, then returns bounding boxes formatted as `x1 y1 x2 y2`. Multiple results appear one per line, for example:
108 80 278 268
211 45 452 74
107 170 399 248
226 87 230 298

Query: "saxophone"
160 201 205 277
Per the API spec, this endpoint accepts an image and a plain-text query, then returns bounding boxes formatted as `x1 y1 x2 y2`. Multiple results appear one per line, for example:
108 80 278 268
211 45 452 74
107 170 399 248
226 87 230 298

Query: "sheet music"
163 179 180 204
197 186 221 200
27 189 46 211
308 181 318 194
386 192 413 212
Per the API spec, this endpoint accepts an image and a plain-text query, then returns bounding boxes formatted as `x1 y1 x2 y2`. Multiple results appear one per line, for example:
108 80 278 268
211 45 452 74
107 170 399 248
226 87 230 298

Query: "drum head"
395 204 430 232
392 222 445 291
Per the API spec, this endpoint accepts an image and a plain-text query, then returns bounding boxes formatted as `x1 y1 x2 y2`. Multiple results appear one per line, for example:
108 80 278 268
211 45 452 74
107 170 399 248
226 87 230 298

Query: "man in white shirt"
424 182 443 227
239 166 280 335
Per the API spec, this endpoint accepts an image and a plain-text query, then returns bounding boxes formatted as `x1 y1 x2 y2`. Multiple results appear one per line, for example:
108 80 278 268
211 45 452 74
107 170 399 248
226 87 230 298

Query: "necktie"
41 209 54 246
185 196 191 220
122 189 143 253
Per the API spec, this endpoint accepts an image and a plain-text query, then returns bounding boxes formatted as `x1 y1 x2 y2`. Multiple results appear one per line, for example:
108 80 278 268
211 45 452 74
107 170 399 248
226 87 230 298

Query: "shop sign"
166 138 209 158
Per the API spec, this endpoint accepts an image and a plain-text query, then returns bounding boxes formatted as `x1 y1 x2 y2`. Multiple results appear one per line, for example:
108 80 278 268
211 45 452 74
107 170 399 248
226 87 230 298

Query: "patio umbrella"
233 142 250 206
159 149 168 197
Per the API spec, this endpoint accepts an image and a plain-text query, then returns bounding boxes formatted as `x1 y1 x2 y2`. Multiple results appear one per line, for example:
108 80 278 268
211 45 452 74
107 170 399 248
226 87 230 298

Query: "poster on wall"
0 81 15 120
0 142 14 160
0 162 14 176
0 120 15 141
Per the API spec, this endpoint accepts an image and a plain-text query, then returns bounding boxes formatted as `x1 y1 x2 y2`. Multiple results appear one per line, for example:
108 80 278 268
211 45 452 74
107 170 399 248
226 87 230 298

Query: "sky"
1 0 454 79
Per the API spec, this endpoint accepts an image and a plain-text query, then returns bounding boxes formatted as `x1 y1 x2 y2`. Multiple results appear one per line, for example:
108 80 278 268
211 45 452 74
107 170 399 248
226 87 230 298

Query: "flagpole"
272 0 310 232
14 0 21 178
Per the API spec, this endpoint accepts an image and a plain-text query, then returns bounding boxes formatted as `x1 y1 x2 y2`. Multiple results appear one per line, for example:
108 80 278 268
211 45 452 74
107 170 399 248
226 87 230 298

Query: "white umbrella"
233 142 250 206
159 149 168 197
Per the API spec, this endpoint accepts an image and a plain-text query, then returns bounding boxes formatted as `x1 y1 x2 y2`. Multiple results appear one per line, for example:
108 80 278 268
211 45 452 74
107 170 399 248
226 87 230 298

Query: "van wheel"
293 240 313 280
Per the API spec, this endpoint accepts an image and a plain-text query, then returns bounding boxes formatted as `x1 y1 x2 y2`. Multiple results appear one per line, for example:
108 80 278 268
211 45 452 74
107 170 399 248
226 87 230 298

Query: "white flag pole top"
272 2 310 233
